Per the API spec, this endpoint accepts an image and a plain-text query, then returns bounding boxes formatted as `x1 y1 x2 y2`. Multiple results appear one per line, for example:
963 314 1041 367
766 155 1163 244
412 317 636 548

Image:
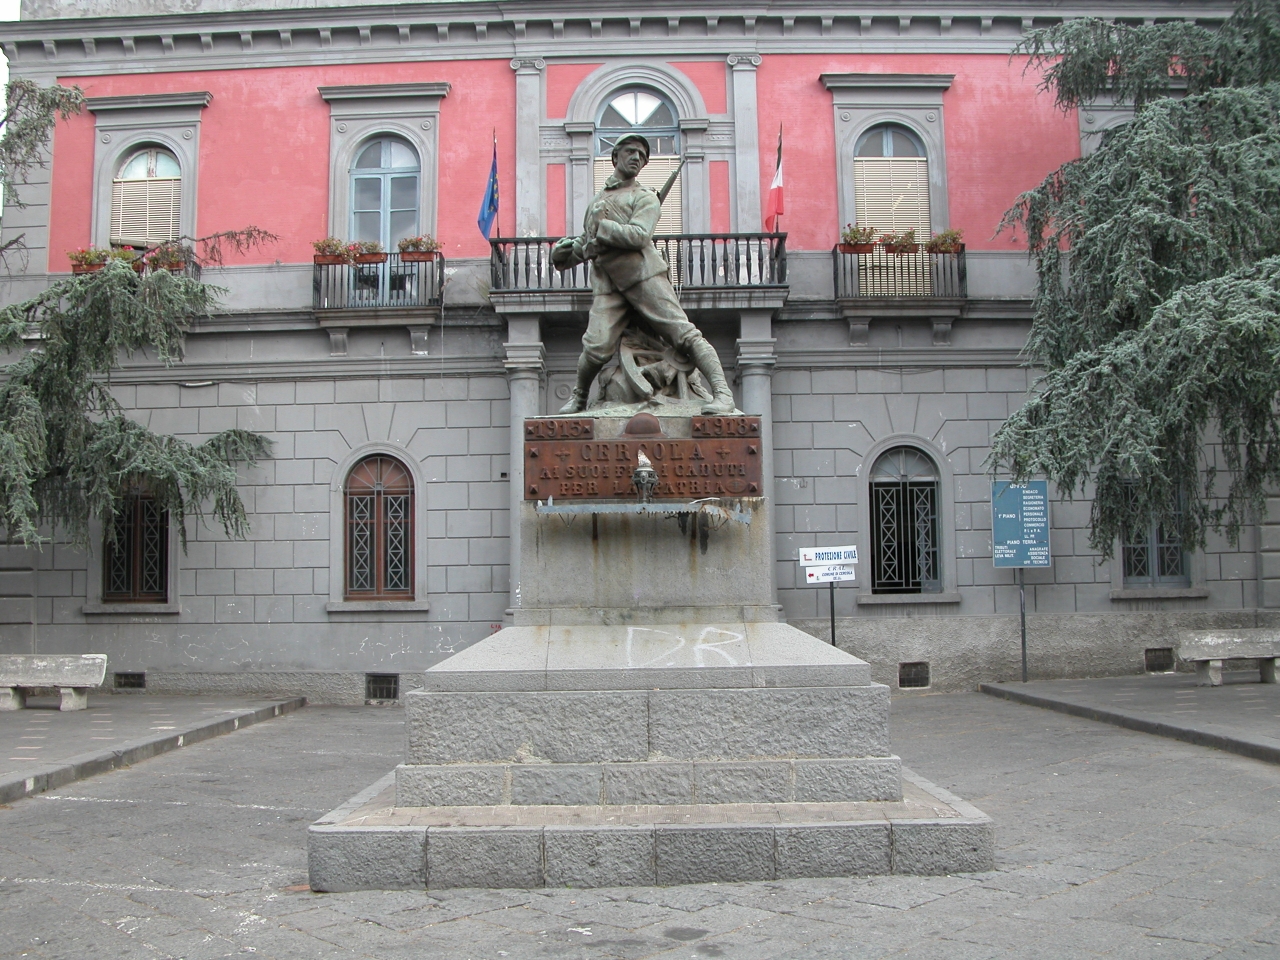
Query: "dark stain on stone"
664 927 709 942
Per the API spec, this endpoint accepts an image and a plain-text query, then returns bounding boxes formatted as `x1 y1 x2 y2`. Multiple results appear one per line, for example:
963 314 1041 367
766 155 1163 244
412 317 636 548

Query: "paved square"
2 692 1278 958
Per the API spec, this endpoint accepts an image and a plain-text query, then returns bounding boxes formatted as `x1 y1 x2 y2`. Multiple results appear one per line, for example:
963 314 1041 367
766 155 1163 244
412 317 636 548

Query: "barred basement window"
870 447 941 594
365 673 400 701
103 495 168 602
345 455 414 600
898 661 931 688
113 672 146 689
110 146 181 247
1145 648 1175 673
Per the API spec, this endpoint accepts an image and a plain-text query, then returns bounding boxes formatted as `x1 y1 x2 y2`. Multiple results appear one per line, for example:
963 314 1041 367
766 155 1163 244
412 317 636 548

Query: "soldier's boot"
558 355 606 414
686 337 737 415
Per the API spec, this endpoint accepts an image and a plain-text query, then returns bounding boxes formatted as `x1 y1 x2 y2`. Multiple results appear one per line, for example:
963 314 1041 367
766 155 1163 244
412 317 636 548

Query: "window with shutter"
853 125 931 295
110 147 182 247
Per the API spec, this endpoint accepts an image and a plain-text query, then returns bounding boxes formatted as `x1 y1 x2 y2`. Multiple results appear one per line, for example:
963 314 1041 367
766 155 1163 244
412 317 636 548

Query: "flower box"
838 243 875 254
353 253 388 264
883 243 920 254
399 250 438 262
71 263 105 274
314 254 348 265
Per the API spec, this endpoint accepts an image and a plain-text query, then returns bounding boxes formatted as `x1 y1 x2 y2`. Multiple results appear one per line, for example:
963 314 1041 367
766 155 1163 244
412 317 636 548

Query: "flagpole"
493 129 500 241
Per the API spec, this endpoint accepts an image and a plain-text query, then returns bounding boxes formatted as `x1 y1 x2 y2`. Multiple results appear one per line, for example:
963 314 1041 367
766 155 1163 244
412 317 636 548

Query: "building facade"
1 0 1263 701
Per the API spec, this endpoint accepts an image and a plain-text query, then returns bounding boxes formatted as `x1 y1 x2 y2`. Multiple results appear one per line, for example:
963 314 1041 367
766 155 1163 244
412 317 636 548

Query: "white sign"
804 563 857 584
799 545 858 566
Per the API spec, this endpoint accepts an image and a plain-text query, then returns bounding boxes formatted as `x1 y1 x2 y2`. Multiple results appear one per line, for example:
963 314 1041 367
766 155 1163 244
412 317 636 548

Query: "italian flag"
764 124 783 232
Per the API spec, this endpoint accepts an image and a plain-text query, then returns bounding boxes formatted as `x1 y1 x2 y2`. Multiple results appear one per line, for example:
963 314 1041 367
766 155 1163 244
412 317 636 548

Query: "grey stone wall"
19 371 512 677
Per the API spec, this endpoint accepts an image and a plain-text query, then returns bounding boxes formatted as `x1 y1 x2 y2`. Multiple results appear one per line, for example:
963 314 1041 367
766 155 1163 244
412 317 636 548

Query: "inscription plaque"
525 417 762 500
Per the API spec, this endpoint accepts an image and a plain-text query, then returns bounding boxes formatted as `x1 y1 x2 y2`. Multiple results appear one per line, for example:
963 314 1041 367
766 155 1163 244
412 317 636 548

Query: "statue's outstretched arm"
595 192 661 250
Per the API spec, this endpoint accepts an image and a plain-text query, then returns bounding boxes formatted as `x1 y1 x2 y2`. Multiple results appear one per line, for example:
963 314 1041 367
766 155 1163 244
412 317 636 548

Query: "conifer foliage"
0 83 275 548
990 2 1280 556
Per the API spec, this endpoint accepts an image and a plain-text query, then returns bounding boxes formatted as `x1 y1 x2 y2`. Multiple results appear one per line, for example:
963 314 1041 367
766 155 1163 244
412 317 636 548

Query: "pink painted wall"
669 61 726 114
49 60 518 269
546 63 602 120
755 54 1080 251
546 162 567 236
709 160 731 234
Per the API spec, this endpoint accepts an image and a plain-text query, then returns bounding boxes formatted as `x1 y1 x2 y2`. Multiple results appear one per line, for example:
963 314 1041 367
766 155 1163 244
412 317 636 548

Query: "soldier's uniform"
552 134 735 415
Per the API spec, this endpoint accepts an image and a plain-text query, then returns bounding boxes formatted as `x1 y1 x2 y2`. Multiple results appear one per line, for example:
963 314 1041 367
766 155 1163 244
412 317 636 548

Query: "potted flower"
313 237 350 265
838 223 878 254
68 247 111 273
924 228 965 255
880 229 919 254
349 240 386 264
108 247 145 272
145 241 188 272
398 234 442 262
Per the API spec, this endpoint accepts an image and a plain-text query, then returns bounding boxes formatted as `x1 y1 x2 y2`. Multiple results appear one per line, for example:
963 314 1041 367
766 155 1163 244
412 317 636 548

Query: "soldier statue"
551 133 738 416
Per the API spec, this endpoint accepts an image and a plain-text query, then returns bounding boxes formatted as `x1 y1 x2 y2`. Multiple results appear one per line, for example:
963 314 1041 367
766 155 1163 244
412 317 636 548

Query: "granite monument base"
308 413 992 889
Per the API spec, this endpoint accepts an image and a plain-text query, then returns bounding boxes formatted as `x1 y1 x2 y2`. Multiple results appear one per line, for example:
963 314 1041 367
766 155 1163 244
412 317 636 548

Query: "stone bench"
1176 630 1279 686
0 654 108 710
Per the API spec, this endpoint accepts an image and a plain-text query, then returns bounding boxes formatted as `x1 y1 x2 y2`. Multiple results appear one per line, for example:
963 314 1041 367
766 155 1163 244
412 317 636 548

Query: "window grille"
345 456 414 600
1122 486 1189 588
365 673 400 701
870 447 941 594
103 496 168 602
1144 648 1175 673
114 672 146 689
898 662 931 688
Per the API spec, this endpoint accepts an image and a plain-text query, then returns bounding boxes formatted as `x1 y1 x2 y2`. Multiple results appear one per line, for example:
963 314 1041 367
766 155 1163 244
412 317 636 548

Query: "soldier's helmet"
610 133 651 166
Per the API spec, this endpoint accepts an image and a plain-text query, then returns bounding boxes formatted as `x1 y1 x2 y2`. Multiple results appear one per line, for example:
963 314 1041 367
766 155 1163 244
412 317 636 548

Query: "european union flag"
477 138 499 240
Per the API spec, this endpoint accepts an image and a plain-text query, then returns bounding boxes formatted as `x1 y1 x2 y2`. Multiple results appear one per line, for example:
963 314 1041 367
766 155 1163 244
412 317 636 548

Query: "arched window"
345 455 414 600
350 137 420 251
870 447 941 595
111 146 182 247
593 87 683 234
853 123 929 237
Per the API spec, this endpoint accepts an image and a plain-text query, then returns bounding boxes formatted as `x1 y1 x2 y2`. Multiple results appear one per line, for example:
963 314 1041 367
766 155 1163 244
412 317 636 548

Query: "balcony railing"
833 245 967 299
490 233 787 292
313 253 445 311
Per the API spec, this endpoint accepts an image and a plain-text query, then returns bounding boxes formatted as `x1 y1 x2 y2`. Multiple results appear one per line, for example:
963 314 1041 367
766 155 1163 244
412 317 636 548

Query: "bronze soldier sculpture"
551 133 737 416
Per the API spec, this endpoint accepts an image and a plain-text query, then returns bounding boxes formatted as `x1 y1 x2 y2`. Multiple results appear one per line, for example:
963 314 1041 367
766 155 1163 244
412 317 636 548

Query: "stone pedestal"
309 415 993 890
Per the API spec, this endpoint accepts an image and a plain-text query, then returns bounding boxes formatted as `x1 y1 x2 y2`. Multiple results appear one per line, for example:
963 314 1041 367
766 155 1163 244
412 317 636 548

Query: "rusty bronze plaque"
525 417 763 501
524 418 594 440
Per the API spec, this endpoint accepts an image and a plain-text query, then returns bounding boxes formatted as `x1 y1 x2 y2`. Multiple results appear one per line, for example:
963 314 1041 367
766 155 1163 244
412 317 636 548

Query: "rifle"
656 157 687 205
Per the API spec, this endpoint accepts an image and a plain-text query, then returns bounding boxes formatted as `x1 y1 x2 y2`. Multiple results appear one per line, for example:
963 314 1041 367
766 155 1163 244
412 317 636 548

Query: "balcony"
489 233 788 314
832 245 968 346
312 252 445 355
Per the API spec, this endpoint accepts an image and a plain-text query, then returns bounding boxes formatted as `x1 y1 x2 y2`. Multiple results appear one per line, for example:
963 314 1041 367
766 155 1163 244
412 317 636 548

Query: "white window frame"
87 92 209 248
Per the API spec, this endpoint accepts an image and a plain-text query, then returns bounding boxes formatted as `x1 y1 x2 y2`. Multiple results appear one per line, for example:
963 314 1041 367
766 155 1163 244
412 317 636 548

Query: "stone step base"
309 768 993 891
395 756 902 806
406 684 889 764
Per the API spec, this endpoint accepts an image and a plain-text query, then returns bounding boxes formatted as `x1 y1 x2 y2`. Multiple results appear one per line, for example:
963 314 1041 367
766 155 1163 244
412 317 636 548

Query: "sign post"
991 481 1051 682
798 546 858 645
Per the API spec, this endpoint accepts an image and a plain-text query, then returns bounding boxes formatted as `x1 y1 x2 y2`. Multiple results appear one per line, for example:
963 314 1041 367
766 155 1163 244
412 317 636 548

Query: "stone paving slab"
979 671 1280 764
3 696 1279 957
0 693 305 803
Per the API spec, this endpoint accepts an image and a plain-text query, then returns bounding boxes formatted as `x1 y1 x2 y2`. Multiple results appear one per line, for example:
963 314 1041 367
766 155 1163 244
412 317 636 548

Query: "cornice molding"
0 4 1236 77
86 91 211 111
822 73 954 91
318 81 451 101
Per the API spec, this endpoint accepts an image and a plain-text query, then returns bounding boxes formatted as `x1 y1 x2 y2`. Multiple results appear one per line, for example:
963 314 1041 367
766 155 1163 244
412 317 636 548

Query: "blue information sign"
991 480 1051 568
